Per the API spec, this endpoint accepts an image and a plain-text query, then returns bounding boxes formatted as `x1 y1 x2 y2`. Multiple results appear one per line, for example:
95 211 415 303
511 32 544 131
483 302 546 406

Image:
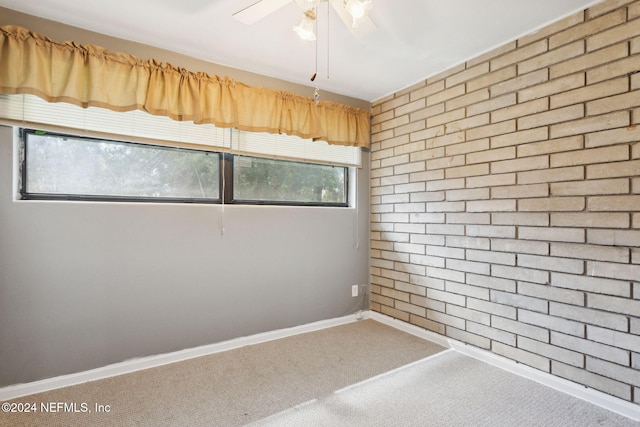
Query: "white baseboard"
367 311 640 422
3 310 639 422
0 313 360 401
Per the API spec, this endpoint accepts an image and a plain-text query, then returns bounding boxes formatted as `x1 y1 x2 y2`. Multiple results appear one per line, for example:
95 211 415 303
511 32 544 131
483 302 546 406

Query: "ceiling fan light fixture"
294 0 320 11
344 0 372 28
293 9 317 40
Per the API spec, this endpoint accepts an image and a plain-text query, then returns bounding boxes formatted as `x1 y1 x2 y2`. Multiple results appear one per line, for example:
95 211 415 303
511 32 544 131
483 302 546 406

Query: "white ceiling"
0 0 602 102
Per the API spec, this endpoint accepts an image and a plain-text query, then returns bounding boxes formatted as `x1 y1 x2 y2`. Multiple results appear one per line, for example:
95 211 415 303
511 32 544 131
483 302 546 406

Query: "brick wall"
370 0 640 404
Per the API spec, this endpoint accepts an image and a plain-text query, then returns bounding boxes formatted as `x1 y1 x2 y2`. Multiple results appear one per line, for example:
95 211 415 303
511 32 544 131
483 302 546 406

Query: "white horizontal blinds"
0 94 227 150
231 129 361 166
0 94 361 166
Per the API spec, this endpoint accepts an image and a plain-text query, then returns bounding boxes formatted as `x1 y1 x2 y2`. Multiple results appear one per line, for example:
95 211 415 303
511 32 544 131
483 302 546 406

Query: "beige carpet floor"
1 319 637 426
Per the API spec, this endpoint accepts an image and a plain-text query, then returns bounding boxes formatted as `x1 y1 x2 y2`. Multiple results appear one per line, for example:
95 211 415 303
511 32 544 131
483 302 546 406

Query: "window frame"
19 129 350 207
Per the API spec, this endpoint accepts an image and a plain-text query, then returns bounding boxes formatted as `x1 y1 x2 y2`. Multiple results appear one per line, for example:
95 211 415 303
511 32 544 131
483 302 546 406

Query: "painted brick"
492 265 549 285
426 245 465 260
588 293 640 316
587 54 640 84
587 195 640 211
410 80 445 102
411 295 445 312
426 201 466 213
550 9 626 49
446 236 491 250
519 336 584 367
491 39 549 71
446 187 490 201
446 258 491 276
492 184 549 199
427 85 466 107
518 104 584 131
467 321 516 345
491 238 549 256
518 226 585 243
587 357 640 390
467 297 517 319
596 125 637 153
551 213 630 229
446 63 491 88
491 212 549 226
426 266 465 283
467 273 516 292
587 0 634 18
427 309 466 330
427 178 465 191
550 76 628 109
519 11 584 47
587 229 640 247
466 147 516 165
467 93 516 117
466 225 516 239
446 138 490 157
588 325 640 353
467 42 517 67
492 97 550 125
446 304 491 325
550 42 629 80
551 331 629 365
467 199 516 213
518 166 584 185
445 163 489 179
550 111 630 139
493 342 550 371
519 74 585 103
446 213 491 225
427 108 466 128
519 197 585 212
394 300 426 317
587 160 640 179
446 89 490 112
409 314 445 335
520 309 585 337
492 155 549 174
493 315 549 342
466 249 516 266
518 281 585 305
491 69 549 97
587 90 640 116
550 178 629 196
549 302 628 332
517 136 584 158
380 305 410 322
587 18 640 52
467 66 517 93
519 41 585 75
588 260 640 282
466 120 516 141
518 254 584 275
446 326 491 349
551 243 630 264
466 172 516 188
552 361 631 400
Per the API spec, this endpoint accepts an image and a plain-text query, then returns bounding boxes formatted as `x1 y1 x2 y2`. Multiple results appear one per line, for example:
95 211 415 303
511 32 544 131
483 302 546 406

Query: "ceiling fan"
233 0 377 40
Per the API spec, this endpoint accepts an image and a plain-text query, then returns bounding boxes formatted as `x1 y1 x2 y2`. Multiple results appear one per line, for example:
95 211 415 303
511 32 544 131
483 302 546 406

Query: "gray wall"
0 126 370 386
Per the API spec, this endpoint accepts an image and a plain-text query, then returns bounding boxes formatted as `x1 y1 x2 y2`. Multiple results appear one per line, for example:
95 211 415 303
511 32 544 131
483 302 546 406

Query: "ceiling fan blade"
233 0 293 25
330 0 377 38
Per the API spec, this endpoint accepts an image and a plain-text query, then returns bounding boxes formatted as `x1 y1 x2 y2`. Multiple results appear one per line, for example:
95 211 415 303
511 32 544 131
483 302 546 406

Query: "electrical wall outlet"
352 284 358 297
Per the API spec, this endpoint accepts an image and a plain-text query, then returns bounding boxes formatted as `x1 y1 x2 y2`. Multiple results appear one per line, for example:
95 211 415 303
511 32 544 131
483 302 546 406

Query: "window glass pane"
24 132 219 201
233 156 347 204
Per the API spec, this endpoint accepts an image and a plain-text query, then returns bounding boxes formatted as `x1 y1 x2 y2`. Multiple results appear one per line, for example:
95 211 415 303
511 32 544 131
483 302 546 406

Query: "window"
21 130 220 203
232 156 347 206
3 94 358 207
20 129 348 206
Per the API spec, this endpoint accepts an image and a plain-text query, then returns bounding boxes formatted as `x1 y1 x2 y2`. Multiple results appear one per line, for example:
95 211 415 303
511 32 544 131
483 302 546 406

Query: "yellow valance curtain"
0 25 370 148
